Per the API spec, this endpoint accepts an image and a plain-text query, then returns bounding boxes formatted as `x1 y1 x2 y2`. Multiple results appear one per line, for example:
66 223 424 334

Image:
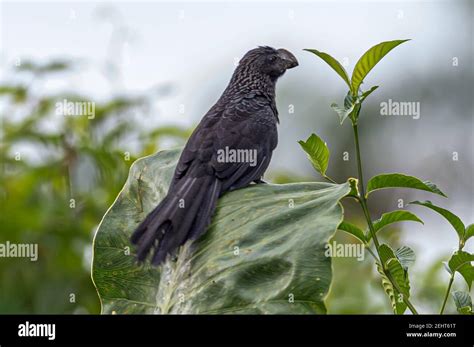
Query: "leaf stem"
440 273 455 314
352 122 419 315
439 242 464 314
323 175 338 184
365 245 378 260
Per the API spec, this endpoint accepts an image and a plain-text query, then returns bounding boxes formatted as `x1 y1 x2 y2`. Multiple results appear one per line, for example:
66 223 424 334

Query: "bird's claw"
254 178 268 184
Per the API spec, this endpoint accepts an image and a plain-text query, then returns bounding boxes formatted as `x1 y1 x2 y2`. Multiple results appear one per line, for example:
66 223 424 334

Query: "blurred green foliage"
0 60 190 313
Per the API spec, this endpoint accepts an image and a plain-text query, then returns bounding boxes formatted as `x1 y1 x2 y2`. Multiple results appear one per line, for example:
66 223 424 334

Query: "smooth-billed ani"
131 46 298 265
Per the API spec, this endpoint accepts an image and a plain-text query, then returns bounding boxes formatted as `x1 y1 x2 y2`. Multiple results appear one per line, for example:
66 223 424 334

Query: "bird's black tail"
131 175 222 265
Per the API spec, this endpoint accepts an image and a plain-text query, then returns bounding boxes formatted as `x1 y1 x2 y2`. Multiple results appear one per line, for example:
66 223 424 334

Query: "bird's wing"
171 105 221 183
171 96 277 191
211 100 277 190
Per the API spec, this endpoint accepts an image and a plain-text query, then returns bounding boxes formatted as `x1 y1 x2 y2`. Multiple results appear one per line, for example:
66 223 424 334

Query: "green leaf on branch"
330 101 355 125
334 87 377 124
395 246 416 271
351 39 410 95
443 261 453 275
409 201 465 242
366 210 424 241
304 49 351 88
331 92 363 125
452 291 472 314
344 92 354 109
338 221 366 243
298 133 330 177
465 224 474 244
92 148 352 314
448 251 474 290
377 244 411 314
359 86 379 102
366 173 446 197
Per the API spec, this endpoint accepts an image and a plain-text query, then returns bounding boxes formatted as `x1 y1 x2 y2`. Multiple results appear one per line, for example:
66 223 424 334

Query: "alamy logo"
324 241 365 261
55 99 95 119
18 321 56 340
216 146 257 167
380 99 420 119
0 241 38 261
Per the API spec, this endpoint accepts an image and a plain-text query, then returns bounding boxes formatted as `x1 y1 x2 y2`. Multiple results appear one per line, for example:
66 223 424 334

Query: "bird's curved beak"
277 48 299 69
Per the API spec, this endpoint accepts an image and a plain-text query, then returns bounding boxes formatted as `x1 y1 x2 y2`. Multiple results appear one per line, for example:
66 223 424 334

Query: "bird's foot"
254 178 269 184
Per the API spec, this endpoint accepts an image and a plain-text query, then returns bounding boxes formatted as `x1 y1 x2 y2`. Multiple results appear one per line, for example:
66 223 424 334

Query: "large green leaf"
410 201 465 242
304 49 351 88
351 39 410 95
366 173 446 197
448 251 474 290
91 148 351 314
298 133 330 177
366 210 423 241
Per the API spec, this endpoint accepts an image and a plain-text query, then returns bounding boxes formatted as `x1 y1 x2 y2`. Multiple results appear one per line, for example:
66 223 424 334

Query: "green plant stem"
439 242 463 314
352 122 419 315
352 124 381 253
440 274 455 314
365 245 378 260
323 175 338 184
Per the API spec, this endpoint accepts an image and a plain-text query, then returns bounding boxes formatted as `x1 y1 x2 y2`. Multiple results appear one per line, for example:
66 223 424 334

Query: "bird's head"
239 46 299 79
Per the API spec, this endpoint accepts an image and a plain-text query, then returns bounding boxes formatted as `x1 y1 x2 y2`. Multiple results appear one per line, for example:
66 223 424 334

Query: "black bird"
131 46 298 265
